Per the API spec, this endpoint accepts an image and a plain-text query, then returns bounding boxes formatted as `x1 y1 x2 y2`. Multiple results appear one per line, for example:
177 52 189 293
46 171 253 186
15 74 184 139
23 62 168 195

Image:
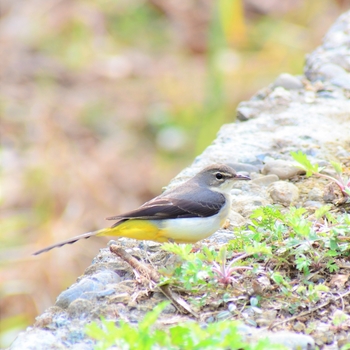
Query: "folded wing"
107 193 226 226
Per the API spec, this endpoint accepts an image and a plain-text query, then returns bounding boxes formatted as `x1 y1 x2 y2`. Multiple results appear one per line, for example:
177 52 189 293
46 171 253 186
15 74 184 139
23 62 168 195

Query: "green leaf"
85 321 107 340
199 245 216 261
290 151 318 177
162 243 195 261
170 325 194 348
295 255 311 274
270 272 290 287
139 301 169 331
314 284 329 292
330 161 343 175
314 205 333 220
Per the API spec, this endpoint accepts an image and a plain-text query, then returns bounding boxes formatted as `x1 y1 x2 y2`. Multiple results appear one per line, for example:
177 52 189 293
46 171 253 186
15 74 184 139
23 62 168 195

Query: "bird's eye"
215 172 223 180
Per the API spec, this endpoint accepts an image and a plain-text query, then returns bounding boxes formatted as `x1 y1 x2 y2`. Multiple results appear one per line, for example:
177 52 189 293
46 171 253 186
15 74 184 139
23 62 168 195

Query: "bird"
33 164 250 255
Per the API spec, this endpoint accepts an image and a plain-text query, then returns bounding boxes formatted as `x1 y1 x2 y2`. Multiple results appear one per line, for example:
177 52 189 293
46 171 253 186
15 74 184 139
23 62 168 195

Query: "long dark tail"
33 229 106 255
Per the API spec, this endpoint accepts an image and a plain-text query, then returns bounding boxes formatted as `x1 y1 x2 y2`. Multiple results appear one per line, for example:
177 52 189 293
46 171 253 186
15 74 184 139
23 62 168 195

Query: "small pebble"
319 63 347 80
205 316 215 323
267 181 299 206
216 310 232 320
228 303 236 313
268 86 292 103
56 271 121 309
314 332 334 346
9 329 64 350
293 321 306 332
317 90 337 99
273 73 303 90
266 331 315 350
303 200 323 208
56 279 99 309
162 303 177 314
227 211 246 227
227 162 260 174
236 101 264 121
307 188 324 201
262 159 305 180
332 74 350 89
252 174 279 187
236 107 259 121
91 271 121 285
67 299 94 319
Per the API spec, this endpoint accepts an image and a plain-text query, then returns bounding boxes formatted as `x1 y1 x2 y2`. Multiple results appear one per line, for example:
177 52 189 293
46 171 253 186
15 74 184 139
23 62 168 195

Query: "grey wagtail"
33 164 250 255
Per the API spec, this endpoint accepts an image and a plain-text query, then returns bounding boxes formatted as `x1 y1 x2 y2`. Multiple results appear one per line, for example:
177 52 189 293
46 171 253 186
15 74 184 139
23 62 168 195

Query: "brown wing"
106 193 226 226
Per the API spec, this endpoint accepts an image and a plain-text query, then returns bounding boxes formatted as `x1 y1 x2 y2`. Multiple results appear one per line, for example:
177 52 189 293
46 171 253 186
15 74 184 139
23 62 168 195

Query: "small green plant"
212 248 252 286
86 302 287 350
161 243 214 292
331 310 349 327
160 244 262 308
295 283 329 304
244 205 350 275
291 151 350 199
269 271 293 297
161 243 197 262
86 302 169 350
159 205 349 324
161 244 262 292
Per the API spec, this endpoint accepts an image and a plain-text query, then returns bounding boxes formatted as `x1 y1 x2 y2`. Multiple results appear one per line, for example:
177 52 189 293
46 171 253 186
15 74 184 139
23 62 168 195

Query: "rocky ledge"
11 11 350 350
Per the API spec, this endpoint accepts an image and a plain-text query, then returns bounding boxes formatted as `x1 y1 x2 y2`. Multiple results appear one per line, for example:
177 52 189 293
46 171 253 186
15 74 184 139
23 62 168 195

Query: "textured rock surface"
11 11 350 350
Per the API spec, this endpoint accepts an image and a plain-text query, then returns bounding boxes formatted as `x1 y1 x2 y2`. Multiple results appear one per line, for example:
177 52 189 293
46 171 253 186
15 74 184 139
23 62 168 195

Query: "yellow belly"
98 213 226 244
99 220 166 242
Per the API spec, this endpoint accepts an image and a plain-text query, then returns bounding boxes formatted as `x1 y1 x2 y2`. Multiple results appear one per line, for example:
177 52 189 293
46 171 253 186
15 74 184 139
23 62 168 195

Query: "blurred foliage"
0 0 349 347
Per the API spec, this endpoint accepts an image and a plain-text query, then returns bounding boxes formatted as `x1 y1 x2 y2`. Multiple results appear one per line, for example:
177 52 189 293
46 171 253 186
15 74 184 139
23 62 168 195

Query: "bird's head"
195 164 251 193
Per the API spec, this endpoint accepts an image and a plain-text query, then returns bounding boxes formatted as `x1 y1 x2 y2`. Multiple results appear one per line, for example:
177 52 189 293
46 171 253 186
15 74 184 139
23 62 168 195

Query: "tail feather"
33 229 106 255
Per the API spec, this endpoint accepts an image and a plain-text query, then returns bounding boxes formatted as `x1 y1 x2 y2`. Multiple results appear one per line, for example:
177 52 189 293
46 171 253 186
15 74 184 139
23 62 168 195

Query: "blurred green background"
1 0 349 346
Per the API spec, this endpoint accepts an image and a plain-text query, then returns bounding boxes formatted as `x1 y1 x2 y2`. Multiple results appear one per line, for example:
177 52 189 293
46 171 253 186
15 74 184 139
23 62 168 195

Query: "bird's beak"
235 173 251 180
